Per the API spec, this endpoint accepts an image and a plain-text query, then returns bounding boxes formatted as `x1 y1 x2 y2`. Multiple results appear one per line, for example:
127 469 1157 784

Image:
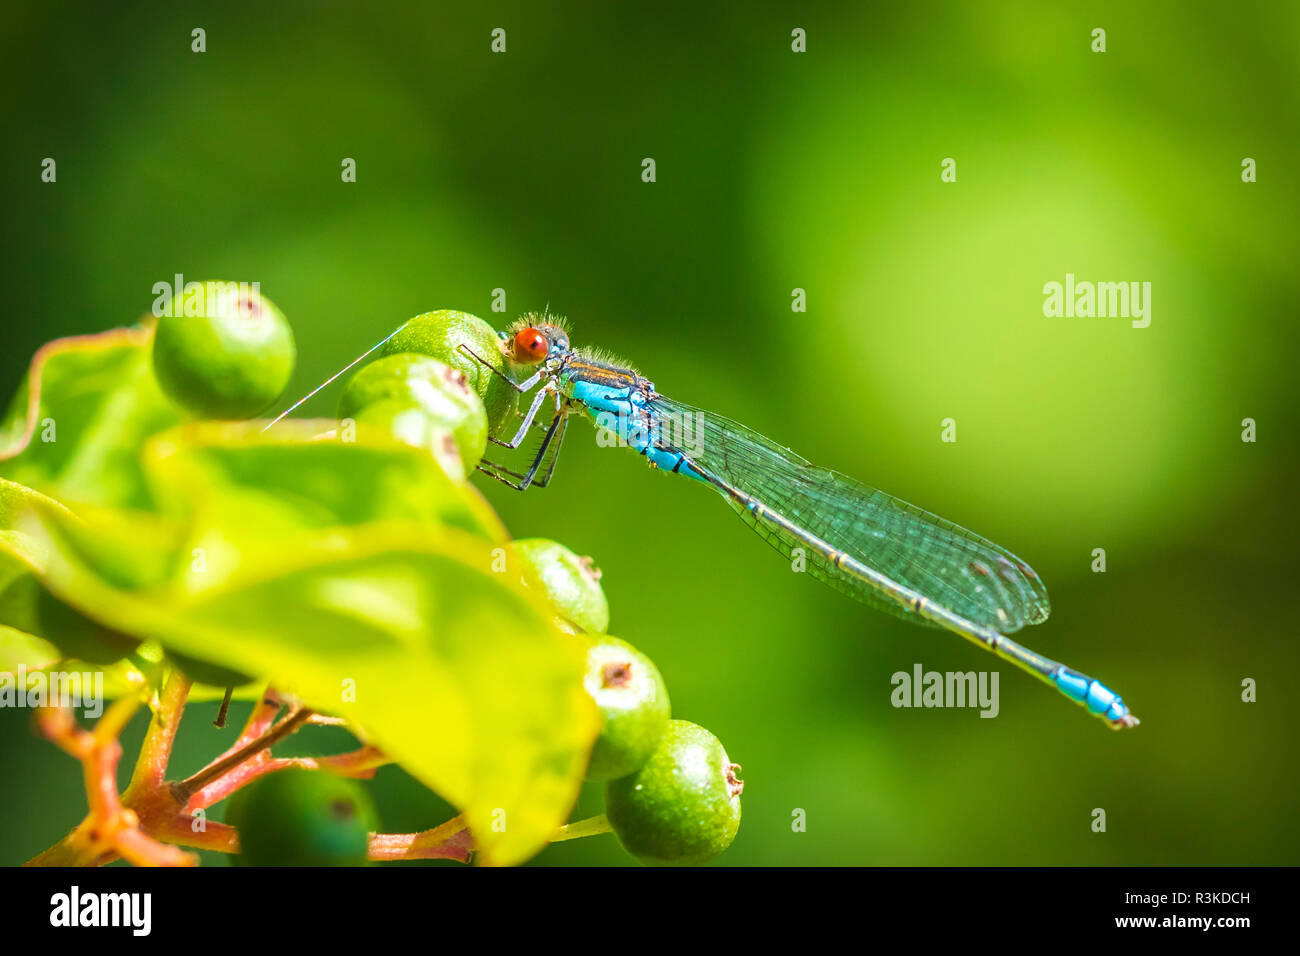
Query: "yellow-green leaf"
0 322 186 509
34 516 598 866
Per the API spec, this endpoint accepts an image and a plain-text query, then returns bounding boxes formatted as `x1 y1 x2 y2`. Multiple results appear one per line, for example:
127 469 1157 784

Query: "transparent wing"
650 395 1050 633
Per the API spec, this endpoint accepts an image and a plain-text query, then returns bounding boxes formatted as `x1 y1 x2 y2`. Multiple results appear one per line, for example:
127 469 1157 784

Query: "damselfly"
462 317 1139 730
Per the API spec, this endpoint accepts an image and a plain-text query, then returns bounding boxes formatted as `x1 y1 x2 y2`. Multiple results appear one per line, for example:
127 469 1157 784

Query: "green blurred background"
2 0 1297 865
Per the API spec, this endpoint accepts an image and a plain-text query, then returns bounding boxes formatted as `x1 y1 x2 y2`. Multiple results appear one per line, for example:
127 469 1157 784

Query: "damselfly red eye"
513 327 549 363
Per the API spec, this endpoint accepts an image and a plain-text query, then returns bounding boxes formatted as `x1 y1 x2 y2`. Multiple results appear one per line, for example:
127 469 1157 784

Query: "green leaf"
5 419 512 687
0 478 184 695
0 476 65 569
0 625 60 673
133 420 509 597
142 419 506 542
0 477 68 661
36 518 598 866
0 322 186 509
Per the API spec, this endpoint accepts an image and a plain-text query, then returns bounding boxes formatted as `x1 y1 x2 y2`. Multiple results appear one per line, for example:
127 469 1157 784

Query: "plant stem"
125 670 191 793
363 810 612 866
27 697 198 867
369 815 473 863
147 816 240 855
234 689 285 745
172 706 313 802
29 678 388 867
551 813 612 842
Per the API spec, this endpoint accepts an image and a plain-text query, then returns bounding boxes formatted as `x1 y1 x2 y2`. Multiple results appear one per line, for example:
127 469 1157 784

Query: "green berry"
339 353 488 471
152 281 296 419
34 584 141 666
378 310 521 438
512 538 609 634
604 720 743 866
229 769 377 867
583 636 671 781
352 400 467 482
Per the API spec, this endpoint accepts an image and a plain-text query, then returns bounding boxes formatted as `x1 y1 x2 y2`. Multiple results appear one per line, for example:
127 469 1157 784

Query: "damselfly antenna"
261 322 411 432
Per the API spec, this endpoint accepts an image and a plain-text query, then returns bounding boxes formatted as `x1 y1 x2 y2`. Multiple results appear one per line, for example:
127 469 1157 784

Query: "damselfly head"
508 314 571 364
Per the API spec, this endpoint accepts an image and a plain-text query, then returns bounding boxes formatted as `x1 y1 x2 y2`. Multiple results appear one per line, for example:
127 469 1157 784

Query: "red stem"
369 816 473 863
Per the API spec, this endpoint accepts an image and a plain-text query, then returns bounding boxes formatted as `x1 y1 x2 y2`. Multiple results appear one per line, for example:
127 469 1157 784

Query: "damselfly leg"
458 340 572 487
490 385 555 449
456 343 546 393
477 408 569 491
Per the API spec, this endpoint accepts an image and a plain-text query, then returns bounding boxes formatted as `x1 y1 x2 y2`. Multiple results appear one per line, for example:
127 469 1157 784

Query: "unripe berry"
378 310 521 439
152 282 295 419
340 353 488 472
582 636 671 781
512 538 609 634
229 769 377 867
604 720 743 866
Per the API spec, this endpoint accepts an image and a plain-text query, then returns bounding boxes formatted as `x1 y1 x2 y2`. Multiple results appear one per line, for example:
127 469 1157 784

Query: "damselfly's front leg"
457 344 546 393
477 405 568 492
490 385 554 449
478 412 569 489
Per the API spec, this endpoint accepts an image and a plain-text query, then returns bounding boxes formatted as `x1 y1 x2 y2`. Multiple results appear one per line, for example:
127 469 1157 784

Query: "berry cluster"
515 542 744 866
60 290 743 866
